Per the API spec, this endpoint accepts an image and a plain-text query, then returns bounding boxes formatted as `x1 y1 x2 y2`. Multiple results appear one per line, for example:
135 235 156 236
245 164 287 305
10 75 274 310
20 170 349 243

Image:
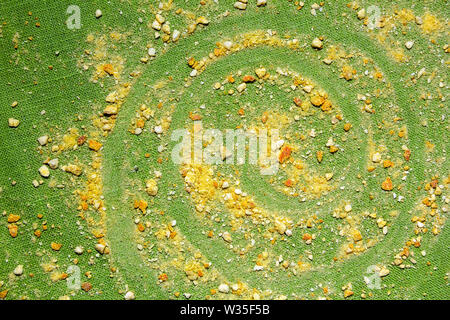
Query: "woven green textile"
0 0 448 300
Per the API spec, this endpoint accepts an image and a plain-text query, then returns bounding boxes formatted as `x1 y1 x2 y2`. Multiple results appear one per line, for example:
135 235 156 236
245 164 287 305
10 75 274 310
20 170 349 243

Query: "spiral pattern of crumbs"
0 0 447 300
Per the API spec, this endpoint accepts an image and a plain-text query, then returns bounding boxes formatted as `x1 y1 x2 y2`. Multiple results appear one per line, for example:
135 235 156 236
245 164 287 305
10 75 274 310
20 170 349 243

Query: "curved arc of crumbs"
102 10 427 298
